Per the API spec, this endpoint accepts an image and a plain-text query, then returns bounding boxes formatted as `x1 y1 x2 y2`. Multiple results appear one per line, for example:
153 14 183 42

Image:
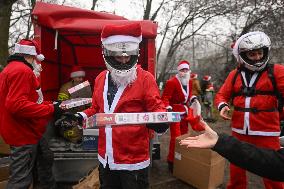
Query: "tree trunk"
0 0 16 70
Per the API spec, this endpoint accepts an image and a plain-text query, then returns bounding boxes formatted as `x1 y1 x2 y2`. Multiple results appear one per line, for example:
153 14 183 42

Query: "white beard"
109 66 137 87
178 72 190 86
31 61 42 78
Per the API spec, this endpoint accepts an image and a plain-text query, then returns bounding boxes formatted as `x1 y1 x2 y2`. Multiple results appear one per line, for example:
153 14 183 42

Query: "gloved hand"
62 112 84 125
53 101 63 120
146 123 169 133
166 107 173 112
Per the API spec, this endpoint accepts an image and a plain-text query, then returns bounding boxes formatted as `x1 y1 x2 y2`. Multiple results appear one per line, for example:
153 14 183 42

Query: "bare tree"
156 0 232 84
91 0 99 10
0 0 17 70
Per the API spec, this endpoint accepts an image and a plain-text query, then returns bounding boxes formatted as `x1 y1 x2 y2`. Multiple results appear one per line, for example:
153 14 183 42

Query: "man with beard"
63 23 169 189
161 60 197 173
0 39 61 189
215 31 284 189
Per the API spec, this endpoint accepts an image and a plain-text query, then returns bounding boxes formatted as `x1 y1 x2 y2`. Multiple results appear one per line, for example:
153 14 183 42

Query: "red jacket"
82 67 166 170
161 75 195 114
0 58 54 146
215 64 284 136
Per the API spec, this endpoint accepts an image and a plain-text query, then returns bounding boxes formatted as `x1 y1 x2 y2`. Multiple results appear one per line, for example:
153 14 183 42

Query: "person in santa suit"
0 39 62 189
63 23 169 189
215 31 284 189
57 65 86 101
190 73 202 99
201 75 215 121
161 60 198 173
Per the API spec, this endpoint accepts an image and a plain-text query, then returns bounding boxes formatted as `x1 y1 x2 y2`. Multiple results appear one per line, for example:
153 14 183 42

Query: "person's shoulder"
273 63 284 70
137 67 154 78
61 80 73 88
95 70 108 81
5 60 33 77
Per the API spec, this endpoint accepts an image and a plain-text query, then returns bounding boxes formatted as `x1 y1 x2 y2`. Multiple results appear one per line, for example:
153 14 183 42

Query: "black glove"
53 101 63 120
146 123 169 133
62 112 84 125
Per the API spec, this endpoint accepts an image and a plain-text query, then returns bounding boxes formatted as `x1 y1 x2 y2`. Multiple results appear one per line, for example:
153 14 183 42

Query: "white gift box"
83 112 181 129
60 98 92 109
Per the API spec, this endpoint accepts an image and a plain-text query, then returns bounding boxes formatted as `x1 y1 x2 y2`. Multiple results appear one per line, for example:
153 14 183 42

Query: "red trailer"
31 2 158 183
32 2 158 101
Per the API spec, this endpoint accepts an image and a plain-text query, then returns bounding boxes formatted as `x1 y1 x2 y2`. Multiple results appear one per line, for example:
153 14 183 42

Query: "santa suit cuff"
218 102 229 112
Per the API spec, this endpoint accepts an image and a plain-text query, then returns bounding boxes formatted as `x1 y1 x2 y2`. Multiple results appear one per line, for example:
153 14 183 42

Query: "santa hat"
177 60 190 71
70 66 85 78
190 73 198 79
14 39 45 61
101 23 142 45
203 75 211 81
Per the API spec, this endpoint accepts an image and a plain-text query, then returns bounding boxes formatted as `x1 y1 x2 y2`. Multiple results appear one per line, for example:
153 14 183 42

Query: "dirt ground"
149 118 265 189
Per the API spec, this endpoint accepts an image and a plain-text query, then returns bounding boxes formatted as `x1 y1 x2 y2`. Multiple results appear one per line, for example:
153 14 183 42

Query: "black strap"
234 106 277 113
232 67 275 98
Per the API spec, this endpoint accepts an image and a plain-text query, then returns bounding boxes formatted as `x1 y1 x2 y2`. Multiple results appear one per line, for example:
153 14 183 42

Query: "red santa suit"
0 57 54 146
80 67 166 170
215 65 284 189
162 67 196 163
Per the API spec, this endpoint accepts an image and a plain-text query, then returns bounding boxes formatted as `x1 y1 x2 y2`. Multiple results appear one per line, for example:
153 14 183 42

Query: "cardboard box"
68 81 92 99
0 180 7 189
83 112 181 128
0 136 10 155
173 134 225 189
82 129 99 151
0 157 10 182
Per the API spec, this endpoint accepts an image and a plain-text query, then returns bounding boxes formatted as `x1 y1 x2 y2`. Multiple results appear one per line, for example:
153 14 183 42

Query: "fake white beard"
109 66 137 87
31 61 42 78
178 72 190 86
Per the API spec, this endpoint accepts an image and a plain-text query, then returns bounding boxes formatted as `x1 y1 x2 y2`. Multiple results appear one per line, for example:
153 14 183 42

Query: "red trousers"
227 132 284 189
167 119 188 162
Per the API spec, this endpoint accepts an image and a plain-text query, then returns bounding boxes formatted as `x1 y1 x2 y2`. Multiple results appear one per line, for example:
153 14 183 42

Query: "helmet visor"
103 42 139 56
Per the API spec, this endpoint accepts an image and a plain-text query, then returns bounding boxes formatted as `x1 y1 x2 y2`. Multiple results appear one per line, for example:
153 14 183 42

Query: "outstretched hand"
179 121 218 149
220 106 231 120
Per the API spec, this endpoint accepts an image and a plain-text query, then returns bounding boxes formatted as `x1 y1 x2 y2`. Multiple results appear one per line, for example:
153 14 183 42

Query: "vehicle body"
32 2 158 183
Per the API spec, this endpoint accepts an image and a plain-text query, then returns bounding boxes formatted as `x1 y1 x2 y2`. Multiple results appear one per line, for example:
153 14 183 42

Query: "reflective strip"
58 93 69 101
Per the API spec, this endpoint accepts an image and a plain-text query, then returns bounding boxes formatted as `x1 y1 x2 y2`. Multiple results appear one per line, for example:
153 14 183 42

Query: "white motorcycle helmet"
232 31 271 72
101 23 142 76
102 41 139 74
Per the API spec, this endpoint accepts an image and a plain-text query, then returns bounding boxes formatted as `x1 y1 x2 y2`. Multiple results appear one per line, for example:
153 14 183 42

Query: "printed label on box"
175 152 181 160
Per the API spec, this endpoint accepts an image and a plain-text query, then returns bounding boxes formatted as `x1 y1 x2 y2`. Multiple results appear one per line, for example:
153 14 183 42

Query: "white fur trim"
36 54 45 61
177 63 189 71
14 44 37 55
78 112 88 120
102 35 142 45
70 71 85 78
